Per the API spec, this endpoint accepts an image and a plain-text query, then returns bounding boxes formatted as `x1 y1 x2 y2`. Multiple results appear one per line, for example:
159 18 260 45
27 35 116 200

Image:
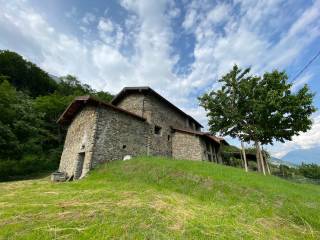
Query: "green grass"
1 156 320 239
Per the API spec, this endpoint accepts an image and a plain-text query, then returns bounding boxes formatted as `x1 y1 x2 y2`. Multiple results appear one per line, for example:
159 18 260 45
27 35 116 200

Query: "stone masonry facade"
56 87 226 180
172 131 204 161
91 106 149 168
116 91 202 157
58 105 97 178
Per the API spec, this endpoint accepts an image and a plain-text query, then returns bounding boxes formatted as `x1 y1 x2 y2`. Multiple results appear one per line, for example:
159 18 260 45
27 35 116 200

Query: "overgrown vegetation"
222 144 320 182
271 163 320 182
0 156 319 239
0 50 113 180
299 163 320 179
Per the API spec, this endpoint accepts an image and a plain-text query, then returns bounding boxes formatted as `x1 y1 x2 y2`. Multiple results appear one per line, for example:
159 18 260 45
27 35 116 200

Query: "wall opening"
74 152 85 179
205 141 211 151
154 125 162 135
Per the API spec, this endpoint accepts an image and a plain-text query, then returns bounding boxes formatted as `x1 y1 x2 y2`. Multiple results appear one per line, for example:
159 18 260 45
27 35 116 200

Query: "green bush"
299 163 320 179
0 50 113 181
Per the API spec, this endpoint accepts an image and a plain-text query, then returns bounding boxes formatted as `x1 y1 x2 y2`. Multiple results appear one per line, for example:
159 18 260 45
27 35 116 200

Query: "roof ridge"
111 86 203 128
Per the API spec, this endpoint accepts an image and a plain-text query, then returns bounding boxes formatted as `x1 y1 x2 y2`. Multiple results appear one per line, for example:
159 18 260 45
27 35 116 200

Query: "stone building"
56 87 228 180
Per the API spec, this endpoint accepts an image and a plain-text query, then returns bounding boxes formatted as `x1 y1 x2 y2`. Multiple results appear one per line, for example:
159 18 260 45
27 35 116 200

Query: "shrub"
299 163 320 179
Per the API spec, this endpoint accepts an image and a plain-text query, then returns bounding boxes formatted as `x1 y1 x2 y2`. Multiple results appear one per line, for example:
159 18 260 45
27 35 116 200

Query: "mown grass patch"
1 156 320 239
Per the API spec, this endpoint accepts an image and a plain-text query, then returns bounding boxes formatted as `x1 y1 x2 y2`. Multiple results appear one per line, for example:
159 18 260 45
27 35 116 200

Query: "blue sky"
0 0 319 158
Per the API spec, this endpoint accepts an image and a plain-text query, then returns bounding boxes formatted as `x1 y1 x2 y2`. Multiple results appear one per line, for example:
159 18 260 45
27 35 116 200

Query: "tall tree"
0 50 58 96
199 65 316 174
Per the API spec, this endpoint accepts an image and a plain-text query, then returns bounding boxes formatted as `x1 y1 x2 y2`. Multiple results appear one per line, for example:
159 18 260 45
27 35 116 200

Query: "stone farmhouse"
56 87 228 180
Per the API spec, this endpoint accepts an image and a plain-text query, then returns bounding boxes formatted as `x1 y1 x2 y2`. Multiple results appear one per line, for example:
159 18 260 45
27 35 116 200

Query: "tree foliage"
199 65 316 145
0 50 113 180
199 65 316 174
0 50 58 97
299 163 320 180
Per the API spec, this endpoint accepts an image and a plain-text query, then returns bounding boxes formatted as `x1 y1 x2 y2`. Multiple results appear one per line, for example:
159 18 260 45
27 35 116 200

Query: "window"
154 125 162 135
168 135 171 141
122 145 127 149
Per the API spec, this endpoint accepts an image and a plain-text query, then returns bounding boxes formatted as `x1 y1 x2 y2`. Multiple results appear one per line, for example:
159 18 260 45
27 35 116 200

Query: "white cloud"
0 0 319 157
182 7 197 30
291 73 313 92
82 12 96 25
65 6 77 18
98 18 114 32
178 0 320 133
271 114 320 158
206 3 230 24
96 17 125 49
183 0 320 91
168 7 180 18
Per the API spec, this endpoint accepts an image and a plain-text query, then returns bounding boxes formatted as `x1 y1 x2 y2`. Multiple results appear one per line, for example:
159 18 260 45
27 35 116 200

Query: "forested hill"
0 50 113 181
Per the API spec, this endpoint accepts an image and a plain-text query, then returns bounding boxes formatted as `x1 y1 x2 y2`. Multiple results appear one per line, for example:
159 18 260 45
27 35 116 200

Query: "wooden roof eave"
57 96 147 125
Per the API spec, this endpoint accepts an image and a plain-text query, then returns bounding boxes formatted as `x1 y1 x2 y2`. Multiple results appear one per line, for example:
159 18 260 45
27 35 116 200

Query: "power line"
291 48 320 83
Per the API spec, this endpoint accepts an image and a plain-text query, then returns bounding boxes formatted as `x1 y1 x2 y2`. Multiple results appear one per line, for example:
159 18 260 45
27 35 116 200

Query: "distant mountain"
270 156 297 168
282 147 320 165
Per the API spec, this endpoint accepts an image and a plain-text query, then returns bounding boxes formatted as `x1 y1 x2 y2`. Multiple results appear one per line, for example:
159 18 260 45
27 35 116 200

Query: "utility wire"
291 48 320 83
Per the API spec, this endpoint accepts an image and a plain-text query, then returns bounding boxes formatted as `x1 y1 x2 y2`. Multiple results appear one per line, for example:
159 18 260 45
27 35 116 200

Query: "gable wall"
58 105 98 178
115 93 145 118
146 94 190 156
116 92 195 157
90 106 149 167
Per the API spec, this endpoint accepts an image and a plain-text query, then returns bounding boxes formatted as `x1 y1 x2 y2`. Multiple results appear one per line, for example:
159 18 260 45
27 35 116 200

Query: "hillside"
270 156 298 168
1 157 320 239
282 147 320 165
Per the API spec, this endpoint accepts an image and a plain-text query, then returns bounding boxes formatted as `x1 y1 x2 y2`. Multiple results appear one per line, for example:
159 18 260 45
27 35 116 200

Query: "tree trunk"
255 141 266 175
241 141 248 172
262 146 271 175
255 141 262 173
257 142 266 175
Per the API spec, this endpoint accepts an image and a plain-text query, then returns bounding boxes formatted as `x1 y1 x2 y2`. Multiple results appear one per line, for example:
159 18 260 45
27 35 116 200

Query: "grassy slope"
0 157 320 240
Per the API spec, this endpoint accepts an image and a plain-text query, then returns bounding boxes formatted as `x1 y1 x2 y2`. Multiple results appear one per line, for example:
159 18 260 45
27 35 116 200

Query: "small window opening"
168 135 171 141
154 125 162 135
122 145 127 149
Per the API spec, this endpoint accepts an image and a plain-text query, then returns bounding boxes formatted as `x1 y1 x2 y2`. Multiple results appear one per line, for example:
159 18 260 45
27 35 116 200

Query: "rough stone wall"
91 106 149 167
59 106 97 178
116 93 146 118
116 92 197 157
172 131 204 161
146 94 198 156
